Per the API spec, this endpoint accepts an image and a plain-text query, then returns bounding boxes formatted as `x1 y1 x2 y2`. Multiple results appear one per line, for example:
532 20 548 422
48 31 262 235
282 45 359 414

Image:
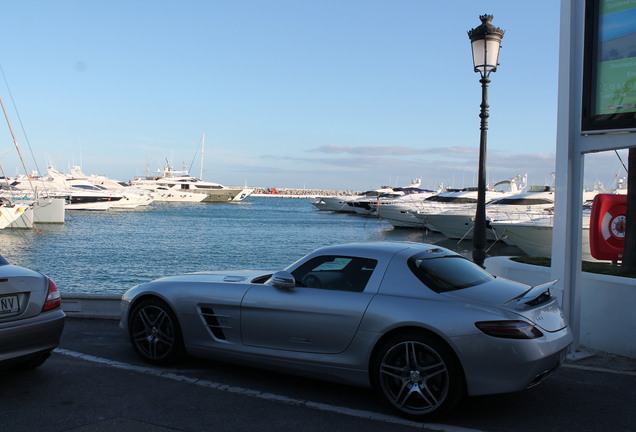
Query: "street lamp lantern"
468 15 505 77
467 14 505 268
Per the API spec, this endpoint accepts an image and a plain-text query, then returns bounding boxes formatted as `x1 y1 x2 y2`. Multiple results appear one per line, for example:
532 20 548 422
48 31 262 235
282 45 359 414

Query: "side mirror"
268 271 296 289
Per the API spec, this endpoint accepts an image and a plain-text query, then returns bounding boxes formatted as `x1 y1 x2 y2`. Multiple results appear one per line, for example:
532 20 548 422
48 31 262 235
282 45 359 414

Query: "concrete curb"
61 293 122 320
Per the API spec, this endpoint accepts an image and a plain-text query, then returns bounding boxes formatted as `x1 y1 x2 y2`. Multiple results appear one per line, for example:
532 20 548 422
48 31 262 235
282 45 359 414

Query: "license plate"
0 295 19 315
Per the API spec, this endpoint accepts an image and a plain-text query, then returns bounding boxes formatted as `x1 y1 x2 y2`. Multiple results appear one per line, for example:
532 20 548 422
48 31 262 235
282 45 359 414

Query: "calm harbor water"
0 197 523 294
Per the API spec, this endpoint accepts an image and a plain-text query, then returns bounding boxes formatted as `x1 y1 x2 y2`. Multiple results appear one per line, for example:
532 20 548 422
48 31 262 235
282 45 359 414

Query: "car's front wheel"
129 298 185 365
372 333 464 419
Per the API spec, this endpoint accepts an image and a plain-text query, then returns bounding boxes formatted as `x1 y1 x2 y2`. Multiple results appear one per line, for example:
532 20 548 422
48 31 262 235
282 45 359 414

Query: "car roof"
309 241 459 259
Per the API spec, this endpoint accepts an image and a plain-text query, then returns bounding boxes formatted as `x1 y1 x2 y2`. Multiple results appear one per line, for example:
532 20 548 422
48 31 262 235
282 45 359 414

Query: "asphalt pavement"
1 318 635 432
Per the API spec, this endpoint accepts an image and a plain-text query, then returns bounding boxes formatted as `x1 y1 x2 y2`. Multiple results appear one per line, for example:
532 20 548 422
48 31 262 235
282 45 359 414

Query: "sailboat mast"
0 97 34 192
199 133 205 180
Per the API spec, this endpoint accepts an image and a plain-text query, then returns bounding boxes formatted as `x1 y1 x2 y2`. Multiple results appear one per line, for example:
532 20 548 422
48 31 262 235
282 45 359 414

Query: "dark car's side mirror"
268 271 296 289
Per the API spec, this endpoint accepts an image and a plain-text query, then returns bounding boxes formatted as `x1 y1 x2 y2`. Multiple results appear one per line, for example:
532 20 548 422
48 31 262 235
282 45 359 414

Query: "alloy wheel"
377 338 454 417
129 300 183 364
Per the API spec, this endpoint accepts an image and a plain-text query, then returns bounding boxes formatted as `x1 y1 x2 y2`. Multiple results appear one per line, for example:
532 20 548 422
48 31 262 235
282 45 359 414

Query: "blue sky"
0 1 627 191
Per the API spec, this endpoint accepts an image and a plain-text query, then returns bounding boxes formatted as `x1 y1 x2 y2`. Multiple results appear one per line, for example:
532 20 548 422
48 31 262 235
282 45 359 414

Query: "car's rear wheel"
372 333 464 419
129 298 185 365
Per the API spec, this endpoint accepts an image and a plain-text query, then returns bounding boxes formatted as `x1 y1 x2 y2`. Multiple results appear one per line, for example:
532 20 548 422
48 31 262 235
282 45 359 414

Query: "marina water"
0 197 522 294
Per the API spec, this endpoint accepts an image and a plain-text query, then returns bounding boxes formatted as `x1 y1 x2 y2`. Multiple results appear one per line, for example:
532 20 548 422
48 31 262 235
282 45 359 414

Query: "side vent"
199 307 230 340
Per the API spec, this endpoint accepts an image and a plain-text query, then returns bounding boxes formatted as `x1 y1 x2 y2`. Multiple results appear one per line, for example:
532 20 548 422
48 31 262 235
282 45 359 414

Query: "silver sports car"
0 254 65 370
121 242 572 419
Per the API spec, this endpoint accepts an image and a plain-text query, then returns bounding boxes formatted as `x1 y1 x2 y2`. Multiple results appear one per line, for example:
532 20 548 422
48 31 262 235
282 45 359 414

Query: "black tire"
371 333 465 419
128 298 185 365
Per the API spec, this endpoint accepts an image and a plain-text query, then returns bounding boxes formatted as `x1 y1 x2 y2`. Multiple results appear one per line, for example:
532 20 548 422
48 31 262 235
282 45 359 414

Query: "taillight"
42 279 61 312
475 320 543 339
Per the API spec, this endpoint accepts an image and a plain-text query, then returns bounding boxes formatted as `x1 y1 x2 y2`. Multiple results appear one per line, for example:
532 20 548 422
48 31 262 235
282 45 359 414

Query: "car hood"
441 278 567 332
156 268 279 284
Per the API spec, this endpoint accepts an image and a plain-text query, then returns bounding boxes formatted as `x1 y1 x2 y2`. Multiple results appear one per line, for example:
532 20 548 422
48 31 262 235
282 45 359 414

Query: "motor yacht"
490 186 626 261
68 167 154 209
427 185 556 241
312 178 423 214
130 165 253 203
373 189 440 228
8 167 124 211
412 175 528 232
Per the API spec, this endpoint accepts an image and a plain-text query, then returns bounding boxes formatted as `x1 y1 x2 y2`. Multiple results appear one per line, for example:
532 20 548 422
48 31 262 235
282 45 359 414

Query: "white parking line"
54 348 484 432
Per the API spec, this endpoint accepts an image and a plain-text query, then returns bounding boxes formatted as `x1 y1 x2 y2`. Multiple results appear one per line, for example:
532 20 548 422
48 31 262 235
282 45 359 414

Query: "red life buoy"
589 194 627 261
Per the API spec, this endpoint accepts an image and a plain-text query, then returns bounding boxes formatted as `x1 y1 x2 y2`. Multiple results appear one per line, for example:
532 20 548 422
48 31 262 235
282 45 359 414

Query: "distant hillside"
601 31 636 61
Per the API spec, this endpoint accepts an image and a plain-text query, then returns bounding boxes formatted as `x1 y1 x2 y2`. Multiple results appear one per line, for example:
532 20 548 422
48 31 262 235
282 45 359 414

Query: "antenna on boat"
199 133 205 180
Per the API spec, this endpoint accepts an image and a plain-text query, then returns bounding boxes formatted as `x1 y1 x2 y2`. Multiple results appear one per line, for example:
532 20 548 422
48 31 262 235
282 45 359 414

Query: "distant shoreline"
250 188 360 198
250 194 318 198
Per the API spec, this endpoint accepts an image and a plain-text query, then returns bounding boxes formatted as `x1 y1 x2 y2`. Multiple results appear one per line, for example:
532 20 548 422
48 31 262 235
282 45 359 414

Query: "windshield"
491 197 553 205
425 195 477 204
407 254 492 293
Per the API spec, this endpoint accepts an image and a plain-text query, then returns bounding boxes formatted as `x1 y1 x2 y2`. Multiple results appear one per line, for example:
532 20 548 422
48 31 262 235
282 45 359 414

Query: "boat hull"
0 205 29 229
376 204 425 229
196 188 254 203
492 220 596 261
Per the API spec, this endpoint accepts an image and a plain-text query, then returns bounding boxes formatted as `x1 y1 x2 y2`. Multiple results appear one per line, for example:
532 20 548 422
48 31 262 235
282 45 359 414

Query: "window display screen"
582 0 636 132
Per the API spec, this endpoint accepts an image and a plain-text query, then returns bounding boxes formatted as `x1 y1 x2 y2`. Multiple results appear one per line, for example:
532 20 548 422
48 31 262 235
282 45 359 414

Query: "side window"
291 256 377 292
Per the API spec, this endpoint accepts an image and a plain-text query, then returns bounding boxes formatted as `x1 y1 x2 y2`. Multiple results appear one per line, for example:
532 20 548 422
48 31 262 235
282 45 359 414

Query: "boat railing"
488 209 554 223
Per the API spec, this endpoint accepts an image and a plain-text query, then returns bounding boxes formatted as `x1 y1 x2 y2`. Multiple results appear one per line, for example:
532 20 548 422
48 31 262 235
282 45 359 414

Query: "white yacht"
131 166 253 203
68 167 154 209
489 214 600 261
150 186 207 202
374 190 440 228
60 184 124 210
491 186 627 261
412 188 512 232
313 187 395 213
490 215 556 258
345 190 407 215
428 185 556 241
8 167 124 211
412 176 528 232
345 179 429 216
313 178 423 214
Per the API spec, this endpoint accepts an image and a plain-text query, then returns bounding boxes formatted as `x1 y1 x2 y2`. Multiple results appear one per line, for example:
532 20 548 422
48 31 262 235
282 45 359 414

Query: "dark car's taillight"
475 320 544 339
42 279 61 312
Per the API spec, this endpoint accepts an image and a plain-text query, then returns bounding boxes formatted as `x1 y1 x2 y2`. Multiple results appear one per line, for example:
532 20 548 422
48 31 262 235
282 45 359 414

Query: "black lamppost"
468 15 505 267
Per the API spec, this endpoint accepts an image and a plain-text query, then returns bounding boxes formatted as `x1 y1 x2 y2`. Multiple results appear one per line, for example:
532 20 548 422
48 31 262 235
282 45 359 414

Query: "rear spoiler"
506 280 558 306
